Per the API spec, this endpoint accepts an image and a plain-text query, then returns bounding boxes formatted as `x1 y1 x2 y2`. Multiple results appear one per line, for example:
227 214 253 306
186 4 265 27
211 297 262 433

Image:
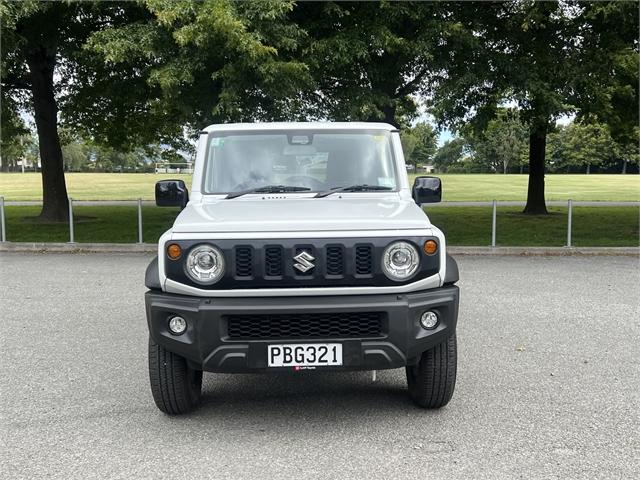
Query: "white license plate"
268 343 342 367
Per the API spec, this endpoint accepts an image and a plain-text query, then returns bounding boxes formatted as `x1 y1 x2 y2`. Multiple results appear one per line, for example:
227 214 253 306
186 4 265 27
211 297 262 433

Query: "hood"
171 195 431 233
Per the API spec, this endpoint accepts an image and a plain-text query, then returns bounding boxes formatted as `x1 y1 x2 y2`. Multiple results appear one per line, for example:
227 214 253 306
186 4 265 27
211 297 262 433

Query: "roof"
202 122 397 133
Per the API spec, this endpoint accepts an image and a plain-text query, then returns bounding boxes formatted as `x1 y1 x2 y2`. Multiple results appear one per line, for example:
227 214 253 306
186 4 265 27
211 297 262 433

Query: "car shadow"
187 369 442 423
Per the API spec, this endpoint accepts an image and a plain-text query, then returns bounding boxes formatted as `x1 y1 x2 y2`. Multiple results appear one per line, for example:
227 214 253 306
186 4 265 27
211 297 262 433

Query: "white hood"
171 195 431 233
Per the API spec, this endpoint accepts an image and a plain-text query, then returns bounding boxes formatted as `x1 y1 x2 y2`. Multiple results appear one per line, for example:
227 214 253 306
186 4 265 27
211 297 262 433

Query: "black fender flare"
444 254 459 285
145 256 161 290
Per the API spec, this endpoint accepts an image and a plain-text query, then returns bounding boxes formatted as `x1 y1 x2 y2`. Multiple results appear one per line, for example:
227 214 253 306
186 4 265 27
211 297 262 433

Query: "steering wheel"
281 175 326 190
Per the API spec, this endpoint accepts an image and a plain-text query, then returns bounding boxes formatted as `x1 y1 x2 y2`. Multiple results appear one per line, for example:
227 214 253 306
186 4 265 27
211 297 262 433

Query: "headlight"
185 244 225 284
382 241 420 281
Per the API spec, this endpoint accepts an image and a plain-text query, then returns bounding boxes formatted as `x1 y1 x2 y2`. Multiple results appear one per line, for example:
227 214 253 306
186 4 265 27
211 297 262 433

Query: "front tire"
148 337 202 415
406 333 457 408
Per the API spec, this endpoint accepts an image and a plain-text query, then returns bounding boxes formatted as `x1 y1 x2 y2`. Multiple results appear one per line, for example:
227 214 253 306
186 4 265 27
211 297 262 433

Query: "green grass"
426 206 639 246
4 206 181 243
0 173 193 201
4 205 638 246
408 174 640 202
0 172 638 201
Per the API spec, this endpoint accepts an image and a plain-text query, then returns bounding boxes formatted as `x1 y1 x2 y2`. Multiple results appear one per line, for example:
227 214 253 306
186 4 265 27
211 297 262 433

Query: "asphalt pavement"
1 253 638 479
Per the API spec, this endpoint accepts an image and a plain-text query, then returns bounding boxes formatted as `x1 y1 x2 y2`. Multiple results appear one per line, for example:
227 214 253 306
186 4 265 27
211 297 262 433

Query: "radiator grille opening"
325 246 344 276
235 247 253 277
355 245 373 275
226 312 386 339
264 246 284 276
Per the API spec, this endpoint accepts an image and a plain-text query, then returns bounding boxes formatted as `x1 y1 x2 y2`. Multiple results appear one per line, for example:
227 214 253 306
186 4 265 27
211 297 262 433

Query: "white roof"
202 122 396 133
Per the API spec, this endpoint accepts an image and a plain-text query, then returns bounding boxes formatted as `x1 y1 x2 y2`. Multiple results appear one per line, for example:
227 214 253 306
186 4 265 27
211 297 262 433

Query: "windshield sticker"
378 177 395 187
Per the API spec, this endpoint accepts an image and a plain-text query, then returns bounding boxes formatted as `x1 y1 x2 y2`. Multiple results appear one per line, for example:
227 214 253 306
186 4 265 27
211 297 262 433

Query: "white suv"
145 122 460 414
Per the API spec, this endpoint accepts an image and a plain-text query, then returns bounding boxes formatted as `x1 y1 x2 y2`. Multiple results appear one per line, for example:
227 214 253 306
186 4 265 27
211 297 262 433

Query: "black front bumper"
145 286 459 373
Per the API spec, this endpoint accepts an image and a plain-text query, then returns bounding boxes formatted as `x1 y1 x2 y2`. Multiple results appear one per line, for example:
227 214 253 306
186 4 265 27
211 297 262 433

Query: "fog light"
420 311 439 330
168 316 187 335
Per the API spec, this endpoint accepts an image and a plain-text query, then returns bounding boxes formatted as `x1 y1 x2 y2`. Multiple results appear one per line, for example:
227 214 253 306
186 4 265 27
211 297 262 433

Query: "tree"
0 96 30 171
84 0 311 134
402 122 437 168
431 1 639 213
464 109 528 174
290 2 458 126
433 138 466 172
547 121 620 174
1 0 305 220
1 1 152 220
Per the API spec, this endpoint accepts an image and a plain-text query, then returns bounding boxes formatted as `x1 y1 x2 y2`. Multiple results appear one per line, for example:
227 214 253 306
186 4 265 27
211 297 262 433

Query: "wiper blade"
314 184 393 198
225 185 310 199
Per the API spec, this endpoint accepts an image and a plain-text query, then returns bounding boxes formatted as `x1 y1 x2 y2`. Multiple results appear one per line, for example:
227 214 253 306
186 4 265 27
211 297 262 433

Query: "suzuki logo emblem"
293 251 315 273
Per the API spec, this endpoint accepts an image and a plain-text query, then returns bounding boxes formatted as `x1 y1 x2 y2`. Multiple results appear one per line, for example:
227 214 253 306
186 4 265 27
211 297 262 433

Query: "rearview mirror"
155 180 189 208
412 176 442 204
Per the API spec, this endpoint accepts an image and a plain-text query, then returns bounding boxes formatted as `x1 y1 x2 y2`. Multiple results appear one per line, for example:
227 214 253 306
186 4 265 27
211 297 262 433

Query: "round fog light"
168 316 187 335
420 311 439 330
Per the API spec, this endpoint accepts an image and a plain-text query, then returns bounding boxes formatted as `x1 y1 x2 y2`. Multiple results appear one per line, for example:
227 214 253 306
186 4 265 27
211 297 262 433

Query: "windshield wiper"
225 185 311 199
314 184 393 198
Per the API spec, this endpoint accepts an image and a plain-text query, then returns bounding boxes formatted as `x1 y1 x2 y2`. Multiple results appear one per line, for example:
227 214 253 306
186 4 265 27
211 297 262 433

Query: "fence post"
491 199 497 247
0 196 6 242
68 197 75 243
567 199 573 247
137 198 143 244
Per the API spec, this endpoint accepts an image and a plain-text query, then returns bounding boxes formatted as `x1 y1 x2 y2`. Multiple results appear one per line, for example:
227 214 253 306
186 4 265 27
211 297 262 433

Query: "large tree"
431 1 638 213
1 1 153 221
1 0 306 221
289 1 457 126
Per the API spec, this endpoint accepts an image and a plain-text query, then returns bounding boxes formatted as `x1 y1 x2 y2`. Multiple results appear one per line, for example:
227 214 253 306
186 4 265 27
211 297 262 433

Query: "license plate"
268 343 342 367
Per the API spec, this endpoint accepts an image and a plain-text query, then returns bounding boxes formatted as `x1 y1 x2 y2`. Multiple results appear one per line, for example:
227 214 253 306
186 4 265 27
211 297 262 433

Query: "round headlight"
185 244 225 284
382 241 420 281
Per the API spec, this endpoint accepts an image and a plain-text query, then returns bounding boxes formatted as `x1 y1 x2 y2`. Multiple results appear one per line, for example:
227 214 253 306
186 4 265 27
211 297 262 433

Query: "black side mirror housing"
155 180 189 208
412 176 442 204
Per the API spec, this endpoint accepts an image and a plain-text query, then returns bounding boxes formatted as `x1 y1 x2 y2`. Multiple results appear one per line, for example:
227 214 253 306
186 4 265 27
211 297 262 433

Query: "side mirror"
155 180 189 208
412 176 442 204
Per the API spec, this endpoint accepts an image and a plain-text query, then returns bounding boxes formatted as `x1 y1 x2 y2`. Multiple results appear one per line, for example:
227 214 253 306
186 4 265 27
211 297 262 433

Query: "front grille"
235 246 253 277
325 245 344 276
265 246 283 276
226 312 386 339
355 245 373 275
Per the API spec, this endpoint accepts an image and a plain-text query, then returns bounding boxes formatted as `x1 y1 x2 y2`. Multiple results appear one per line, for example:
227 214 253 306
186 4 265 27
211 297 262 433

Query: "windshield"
202 130 397 194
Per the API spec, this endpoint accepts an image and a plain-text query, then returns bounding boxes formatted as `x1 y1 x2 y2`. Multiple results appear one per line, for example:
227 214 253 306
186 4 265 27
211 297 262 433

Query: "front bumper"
145 286 459 373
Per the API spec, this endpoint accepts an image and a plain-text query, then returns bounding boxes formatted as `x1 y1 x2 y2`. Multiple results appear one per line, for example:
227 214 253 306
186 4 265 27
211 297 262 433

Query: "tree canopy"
430 1 638 213
1 1 637 220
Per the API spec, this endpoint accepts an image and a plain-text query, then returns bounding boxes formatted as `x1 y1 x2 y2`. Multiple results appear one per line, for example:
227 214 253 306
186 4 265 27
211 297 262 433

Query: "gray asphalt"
1 253 639 479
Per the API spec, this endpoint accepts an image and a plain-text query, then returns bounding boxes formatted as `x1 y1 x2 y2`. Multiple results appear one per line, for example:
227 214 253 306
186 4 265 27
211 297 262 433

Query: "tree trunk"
381 104 398 128
26 48 68 222
622 160 627 174
586 164 591 174
523 123 548 214
520 164 524 174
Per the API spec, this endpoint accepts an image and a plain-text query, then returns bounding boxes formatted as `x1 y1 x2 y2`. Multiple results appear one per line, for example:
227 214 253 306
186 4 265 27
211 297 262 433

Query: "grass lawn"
0 173 193 201
3 205 638 246
0 172 638 201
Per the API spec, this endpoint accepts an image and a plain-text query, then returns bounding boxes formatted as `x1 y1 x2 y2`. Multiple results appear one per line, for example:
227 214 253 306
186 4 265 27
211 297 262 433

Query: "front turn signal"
167 243 182 260
423 240 438 255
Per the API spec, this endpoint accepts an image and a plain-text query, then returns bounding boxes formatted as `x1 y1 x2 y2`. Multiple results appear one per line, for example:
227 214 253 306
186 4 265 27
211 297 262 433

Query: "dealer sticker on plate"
268 343 342 367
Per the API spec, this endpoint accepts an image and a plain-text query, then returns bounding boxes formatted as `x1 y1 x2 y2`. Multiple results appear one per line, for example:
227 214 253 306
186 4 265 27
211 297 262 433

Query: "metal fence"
0 196 636 247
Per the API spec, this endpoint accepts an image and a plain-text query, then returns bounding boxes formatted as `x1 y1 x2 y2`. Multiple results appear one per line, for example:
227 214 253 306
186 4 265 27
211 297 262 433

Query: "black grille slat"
325 246 344 276
235 247 253 277
226 312 386 339
355 245 373 275
265 246 283 276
